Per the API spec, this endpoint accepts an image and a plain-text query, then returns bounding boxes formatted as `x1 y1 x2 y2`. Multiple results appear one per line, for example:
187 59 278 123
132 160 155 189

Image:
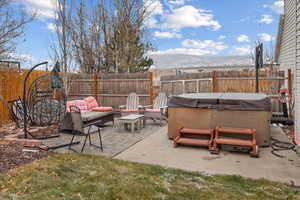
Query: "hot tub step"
181 128 212 135
173 127 214 150
212 126 258 157
215 138 253 147
175 138 210 146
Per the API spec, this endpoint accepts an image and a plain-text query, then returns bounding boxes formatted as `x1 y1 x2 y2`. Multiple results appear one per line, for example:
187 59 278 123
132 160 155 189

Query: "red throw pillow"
92 107 113 112
66 100 88 112
84 96 99 110
75 100 88 112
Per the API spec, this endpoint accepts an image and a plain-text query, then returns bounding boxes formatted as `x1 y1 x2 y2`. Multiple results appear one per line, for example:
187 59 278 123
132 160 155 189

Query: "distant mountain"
149 54 254 70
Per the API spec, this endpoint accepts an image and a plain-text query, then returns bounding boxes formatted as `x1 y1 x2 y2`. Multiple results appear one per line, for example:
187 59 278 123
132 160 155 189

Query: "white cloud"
237 34 250 42
153 31 182 38
21 0 58 19
168 0 187 6
232 45 252 56
145 0 164 15
47 23 56 32
145 17 160 28
270 1 284 14
144 0 164 28
150 48 215 56
218 35 226 40
150 39 227 56
182 39 228 51
258 33 274 42
259 14 273 24
8 53 37 64
163 5 221 31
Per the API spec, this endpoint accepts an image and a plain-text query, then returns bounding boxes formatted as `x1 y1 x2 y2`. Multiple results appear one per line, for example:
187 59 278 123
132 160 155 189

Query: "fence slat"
0 69 49 123
160 71 285 96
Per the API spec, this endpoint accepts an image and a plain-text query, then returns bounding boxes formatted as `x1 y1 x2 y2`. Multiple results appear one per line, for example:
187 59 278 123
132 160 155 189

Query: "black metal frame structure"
68 105 103 153
23 62 48 139
255 43 263 93
22 62 66 140
28 74 66 127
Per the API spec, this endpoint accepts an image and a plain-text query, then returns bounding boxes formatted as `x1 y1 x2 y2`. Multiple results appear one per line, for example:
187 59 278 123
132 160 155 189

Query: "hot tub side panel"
168 107 215 139
167 107 271 147
210 110 271 147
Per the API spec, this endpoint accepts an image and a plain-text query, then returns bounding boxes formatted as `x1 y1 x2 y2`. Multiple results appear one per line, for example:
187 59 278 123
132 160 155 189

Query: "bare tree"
70 1 104 73
106 0 153 73
0 0 33 59
53 0 153 74
51 0 74 95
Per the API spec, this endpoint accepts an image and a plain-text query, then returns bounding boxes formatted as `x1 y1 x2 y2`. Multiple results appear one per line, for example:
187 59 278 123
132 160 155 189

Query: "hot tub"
167 93 271 147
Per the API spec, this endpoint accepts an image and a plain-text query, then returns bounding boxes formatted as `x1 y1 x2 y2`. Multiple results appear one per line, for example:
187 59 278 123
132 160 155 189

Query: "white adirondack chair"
143 92 168 126
119 93 140 116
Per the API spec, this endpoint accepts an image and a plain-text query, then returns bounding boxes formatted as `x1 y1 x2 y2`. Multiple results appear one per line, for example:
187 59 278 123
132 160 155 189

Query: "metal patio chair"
69 105 103 153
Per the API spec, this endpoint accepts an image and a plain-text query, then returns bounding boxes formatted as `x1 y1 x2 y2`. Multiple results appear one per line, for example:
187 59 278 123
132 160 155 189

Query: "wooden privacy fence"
0 69 285 123
68 73 153 109
0 69 48 122
0 70 152 123
161 71 285 95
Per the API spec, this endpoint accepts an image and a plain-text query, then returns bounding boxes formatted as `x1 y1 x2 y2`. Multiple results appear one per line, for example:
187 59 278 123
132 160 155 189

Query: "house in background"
149 54 256 86
275 0 300 145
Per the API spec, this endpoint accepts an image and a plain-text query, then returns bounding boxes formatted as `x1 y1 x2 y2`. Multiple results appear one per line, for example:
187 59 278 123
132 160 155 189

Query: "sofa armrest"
119 105 126 109
143 105 152 109
69 105 82 113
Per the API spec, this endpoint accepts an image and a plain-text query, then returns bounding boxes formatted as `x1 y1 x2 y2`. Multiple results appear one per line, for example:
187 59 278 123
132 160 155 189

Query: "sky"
12 0 284 68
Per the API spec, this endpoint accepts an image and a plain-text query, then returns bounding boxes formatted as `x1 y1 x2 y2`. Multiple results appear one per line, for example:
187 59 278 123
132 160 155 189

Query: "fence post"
149 72 154 105
94 73 99 100
212 71 218 92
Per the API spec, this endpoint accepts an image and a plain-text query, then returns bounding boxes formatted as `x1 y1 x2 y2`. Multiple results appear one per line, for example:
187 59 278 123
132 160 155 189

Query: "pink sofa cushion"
145 109 160 113
92 107 113 112
66 100 88 112
84 96 99 110
121 109 138 113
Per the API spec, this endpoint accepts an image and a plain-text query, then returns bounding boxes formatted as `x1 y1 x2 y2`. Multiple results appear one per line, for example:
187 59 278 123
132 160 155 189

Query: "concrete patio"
42 119 300 185
116 125 300 185
43 121 163 157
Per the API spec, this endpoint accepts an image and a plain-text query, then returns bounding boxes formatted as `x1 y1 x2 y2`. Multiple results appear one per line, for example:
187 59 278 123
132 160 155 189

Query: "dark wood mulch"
0 142 54 173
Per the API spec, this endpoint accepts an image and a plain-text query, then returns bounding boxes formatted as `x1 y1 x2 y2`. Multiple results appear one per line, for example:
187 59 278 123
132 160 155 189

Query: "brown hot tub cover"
168 93 271 111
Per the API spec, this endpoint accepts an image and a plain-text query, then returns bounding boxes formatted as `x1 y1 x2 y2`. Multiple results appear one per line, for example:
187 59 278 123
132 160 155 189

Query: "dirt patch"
0 142 54 173
17 124 61 139
0 122 21 138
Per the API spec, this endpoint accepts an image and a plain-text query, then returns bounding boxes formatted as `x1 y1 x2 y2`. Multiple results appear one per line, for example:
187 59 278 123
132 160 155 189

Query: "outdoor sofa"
60 96 114 131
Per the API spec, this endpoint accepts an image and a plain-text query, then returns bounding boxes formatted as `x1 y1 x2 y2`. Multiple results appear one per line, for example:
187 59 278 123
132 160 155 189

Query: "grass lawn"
0 154 299 200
